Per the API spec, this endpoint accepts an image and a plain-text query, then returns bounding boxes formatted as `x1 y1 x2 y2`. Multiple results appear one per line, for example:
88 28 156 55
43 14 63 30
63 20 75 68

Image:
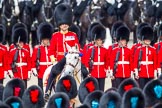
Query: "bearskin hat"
0 24 6 43
118 78 139 96
105 87 118 93
37 22 53 43
111 21 126 39
136 22 150 40
55 75 77 99
12 22 27 33
99 90 121 108
3 78 25 101
4 96 23 108
116 25 130 42
122 88 145 108
46 92 69 108
87 22 100 42
140 26 153 41
22 85 45 108
91 24 106 41
83 90 104 108
54 3 73 26
157 23 162 37
143 79 162 107
69 24 81 41
0 101 10 108
12 27 28 44
78 77 99 103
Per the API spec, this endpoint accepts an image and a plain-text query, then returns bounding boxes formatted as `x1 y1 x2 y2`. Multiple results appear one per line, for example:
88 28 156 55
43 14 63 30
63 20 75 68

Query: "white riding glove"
157 68 161 77
154 70 158 79
31 68 38 76
134 69 139 79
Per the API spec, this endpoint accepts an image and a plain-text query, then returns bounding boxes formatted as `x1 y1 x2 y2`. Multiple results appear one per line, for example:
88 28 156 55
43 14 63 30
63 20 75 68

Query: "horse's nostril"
69 72 71 74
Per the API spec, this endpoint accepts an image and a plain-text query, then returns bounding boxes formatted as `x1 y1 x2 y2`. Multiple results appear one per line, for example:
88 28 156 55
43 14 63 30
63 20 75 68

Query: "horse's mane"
50 57 88 79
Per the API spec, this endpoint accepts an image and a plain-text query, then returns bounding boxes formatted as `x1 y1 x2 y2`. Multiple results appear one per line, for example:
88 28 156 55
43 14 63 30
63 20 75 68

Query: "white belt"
93 62 104 65
39 62 52 65
118 61 130 64
16 62 27 67
140 61 153 65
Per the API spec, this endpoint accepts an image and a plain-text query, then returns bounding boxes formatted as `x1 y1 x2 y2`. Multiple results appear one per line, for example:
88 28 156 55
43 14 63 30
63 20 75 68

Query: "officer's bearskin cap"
91 24 106 41
3 78 25 101
55 75 77 99
122 88 145 108
136 22 150 40
111 21 126 39
153 103 162 108
78 77 99 103
157 23 162 37
99 90 121 108
83 90 104 108
37 22 53 43
0 84 4 101
22 85 45 108
4 96 23 108
69 24 81 41
87 22 100 42
143 79 162 107
0 101 10 108
12 27 28 44
0 24 6 43
118 78 139 96
54 3 73 26
77 104 90 108
116 25 130 42
46 92 69 108
140 26 153 41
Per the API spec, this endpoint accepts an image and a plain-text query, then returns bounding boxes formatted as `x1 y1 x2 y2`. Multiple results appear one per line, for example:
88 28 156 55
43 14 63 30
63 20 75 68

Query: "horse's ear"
66 43 71 52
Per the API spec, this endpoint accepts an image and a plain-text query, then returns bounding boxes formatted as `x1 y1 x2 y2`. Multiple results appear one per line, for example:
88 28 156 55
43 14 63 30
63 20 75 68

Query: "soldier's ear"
66 43 71 52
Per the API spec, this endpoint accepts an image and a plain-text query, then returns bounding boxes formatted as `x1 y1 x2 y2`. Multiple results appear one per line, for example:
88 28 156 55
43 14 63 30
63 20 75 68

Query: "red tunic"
110 46 132 78
8 47 31 79
86 45 109 78
49 31 80 61
0 44 8 79
31 45 52 79
134 45 157 78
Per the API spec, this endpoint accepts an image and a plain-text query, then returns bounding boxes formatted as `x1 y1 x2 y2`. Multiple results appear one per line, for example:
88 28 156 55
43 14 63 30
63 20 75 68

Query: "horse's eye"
74 56 77 59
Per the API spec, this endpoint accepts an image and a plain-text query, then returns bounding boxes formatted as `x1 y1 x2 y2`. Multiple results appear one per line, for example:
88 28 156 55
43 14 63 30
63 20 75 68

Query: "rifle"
137 48 143 71
11 49 19 72
11 36 20 73
113 50 120 76
36 46 41 71
89 34 96 73
89 47 95 73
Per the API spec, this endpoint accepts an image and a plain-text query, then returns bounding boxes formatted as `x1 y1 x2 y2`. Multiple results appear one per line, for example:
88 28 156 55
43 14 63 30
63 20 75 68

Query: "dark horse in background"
123 0 141 43
139 0 162 44
0 0 20 45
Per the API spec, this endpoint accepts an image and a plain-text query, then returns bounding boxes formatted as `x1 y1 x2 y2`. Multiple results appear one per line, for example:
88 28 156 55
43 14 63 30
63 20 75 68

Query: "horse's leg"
133 30 137 43
31 30 38 48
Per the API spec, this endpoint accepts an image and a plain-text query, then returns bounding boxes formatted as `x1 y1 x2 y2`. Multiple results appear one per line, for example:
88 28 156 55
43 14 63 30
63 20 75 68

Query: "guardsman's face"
60 24 69 32
17 41 24 48
42 38 50 46
95 38 103 47
119 39 127 47
143 39 151 45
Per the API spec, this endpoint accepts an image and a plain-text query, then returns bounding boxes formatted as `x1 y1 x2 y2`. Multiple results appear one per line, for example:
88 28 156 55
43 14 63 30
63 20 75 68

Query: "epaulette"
89 46 94 49
34 45 39 49
112 47 118 50
70 31 77 35
10 47 16 52
52 32 59 35
150 45 156 49
22 48 29 52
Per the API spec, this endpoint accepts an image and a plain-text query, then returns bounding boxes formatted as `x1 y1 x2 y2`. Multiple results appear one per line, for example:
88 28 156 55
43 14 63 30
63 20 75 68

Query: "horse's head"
62 44 82 76
44 0 53 8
